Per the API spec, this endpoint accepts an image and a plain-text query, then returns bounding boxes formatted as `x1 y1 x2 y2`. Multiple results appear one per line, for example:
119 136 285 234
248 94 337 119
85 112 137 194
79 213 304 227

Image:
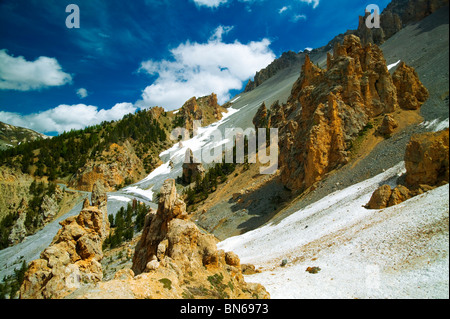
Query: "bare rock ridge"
253 34 429 192
0 121 48 150
175 93 228 131
366 128 449 209
245 51 305 92
19 181 109 299
244 0 448 92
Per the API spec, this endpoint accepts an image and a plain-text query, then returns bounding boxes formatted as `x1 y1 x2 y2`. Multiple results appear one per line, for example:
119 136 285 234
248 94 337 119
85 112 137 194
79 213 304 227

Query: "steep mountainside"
0 94 228 192
0 121 47 151
253 34 428 192
0 0 448 300
244 0 449 92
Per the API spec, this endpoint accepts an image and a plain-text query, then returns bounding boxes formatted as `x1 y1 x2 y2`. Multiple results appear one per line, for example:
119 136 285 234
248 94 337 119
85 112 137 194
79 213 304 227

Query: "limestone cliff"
254 34 428 192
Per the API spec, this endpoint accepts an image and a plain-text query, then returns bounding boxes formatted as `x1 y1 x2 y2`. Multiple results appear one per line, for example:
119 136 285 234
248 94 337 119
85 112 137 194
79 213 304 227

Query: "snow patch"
387 60 401 70
108 195 132 203
218 163 449 299
419 118 449 132
123 186 154 201
230 96 241 103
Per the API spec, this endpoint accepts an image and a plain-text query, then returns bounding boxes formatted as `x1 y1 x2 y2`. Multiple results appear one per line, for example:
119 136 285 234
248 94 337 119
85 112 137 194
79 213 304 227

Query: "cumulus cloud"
299 0 319 9
0 49 72 91
137 26 275 110
0 102 136 134
76 88 89 99
192 0 228 8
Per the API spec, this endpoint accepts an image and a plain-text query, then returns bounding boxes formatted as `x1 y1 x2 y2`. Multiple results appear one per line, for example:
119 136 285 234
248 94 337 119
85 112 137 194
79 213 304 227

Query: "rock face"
392 62 430 110
8 201 28 245
71 179 269 299
175 93 228 131
404 129 449 188
256 35 427 192
69 141 146 192
19 182 109 299
366 129 449 209
182 149 206 184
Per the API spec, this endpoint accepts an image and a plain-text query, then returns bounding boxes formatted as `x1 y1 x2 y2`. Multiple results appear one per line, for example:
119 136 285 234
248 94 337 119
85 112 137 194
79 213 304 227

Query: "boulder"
392 62 429 110
365 184 392 209
365 129 449 209
405 129 449 188
388 185 412 207
378 114 399 136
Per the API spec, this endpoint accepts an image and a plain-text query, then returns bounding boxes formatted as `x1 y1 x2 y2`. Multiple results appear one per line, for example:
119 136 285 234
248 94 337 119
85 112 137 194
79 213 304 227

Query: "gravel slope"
219 164 449 299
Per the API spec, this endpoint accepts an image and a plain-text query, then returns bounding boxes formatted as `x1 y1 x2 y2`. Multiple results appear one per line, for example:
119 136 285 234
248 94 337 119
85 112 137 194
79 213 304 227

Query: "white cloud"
299 0 320 9
76 88 89 99
291 14 307 22
192 0 228 8
0 49 72 91
279 6 289 14
137 26 275 110
0 102 136 134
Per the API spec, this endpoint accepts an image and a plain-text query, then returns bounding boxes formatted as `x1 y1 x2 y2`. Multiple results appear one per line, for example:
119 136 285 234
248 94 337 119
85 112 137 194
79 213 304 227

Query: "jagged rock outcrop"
392 62 430 110
378 114 399 136
243 0 448 94
70 179 269 299
19 183 109 299
366 129 449 209
182 149 205 184
256 34 427 192
404 129 449 188
175 93 228 131
252 102 270 128
69 141 146 192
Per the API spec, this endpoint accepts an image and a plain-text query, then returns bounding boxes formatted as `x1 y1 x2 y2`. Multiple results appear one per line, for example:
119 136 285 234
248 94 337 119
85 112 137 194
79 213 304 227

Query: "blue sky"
0 0 390 135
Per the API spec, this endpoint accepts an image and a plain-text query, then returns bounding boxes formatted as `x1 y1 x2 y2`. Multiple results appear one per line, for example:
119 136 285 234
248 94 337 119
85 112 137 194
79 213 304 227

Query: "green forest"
103 201 150 250
0 109 170 180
